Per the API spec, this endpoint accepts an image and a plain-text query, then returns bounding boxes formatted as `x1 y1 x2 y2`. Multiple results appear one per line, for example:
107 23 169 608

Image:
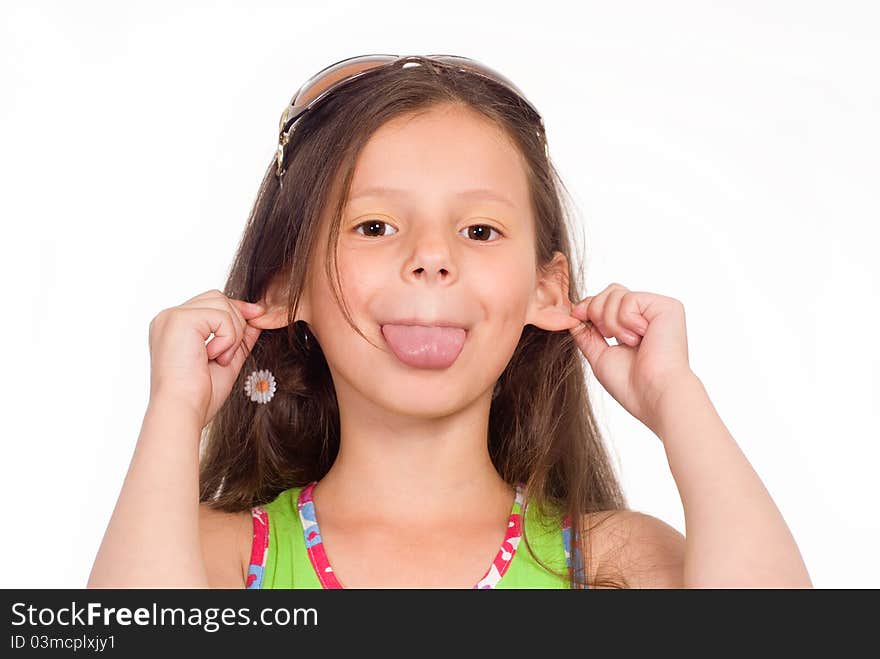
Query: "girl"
88 54 811 589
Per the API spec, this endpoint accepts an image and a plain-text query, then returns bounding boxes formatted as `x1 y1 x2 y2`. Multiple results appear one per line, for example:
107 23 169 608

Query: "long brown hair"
199 57 630 588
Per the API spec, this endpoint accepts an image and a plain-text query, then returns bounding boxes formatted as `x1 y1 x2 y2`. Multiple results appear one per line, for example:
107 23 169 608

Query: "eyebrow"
348 185 518 209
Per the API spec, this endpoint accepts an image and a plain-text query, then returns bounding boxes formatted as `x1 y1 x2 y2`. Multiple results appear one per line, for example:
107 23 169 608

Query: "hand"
568 283 696 435
147 289 266 429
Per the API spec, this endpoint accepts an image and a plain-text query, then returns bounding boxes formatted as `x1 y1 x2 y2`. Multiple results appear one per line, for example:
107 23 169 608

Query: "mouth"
381 318 470 330
379 320 469 370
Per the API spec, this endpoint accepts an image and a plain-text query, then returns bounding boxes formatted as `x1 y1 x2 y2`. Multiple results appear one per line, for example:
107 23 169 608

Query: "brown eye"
354 219 398 238
460 224 502 242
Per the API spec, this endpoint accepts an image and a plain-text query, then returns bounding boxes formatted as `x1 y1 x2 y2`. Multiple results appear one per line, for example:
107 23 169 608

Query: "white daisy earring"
244 369 277 404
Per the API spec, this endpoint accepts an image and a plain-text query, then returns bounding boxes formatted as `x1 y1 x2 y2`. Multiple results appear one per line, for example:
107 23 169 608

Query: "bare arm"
655 374 812 588
585 510 686 589
87 395 209 588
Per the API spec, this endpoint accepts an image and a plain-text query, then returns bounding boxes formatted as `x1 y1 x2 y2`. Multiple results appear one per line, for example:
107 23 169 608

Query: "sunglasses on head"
274 54 546 182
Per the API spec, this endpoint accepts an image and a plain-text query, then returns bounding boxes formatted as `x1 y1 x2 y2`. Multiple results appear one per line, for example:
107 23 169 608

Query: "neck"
312 382 513 525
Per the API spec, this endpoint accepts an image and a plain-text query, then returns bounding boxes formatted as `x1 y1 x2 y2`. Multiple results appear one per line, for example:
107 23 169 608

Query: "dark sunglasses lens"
431 56 530 103
293 55 396 107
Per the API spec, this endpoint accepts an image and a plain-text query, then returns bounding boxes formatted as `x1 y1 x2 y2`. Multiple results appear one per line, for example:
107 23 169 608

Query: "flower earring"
244 369 277 404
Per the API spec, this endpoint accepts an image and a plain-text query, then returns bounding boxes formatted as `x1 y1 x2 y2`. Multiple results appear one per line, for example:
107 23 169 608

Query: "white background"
1 0 877 588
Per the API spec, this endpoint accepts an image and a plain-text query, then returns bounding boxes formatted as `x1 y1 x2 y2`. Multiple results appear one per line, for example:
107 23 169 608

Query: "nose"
404 230 457 285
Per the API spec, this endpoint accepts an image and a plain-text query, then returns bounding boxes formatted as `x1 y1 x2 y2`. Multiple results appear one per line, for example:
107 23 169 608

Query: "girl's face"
263 103 576 416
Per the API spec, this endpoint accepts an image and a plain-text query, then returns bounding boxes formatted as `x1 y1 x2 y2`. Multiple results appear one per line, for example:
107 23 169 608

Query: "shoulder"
198 503 254 589
580 510 686 588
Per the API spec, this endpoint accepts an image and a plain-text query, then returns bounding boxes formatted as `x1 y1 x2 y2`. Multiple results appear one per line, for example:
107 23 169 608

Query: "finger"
601 286 626 336
216 300 264 365
205 312 240 362
245 308 291 331
216 342 239 366
199 315 243 365
179 294 263 365
603 288 640 347
227 323 262 372
585 292 612 339
571 280 627 320
619 292 649 336
182 291 263 321
181 288 230 306
625 291 678 326
214 299 253 366
572 283 622 333
224 298 249 337
570 296 593 320
230 298 267 320
569 319 611 366
184 307 242 361
221 299 266 362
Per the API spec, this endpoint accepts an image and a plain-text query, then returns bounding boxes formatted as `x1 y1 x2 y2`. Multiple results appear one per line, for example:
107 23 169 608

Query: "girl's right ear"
246 304 291 330
247 273 310 331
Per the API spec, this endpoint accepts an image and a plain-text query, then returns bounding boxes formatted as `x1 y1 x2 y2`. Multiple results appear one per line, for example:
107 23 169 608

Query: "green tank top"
246 481 587 589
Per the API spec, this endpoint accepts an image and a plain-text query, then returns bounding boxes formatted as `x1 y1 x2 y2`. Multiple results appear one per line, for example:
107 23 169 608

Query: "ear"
525 251 582 332
247 270 311 331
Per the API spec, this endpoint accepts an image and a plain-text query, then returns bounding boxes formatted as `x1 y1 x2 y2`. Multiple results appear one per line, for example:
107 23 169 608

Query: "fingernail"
621 331 639 345
573 301 588 315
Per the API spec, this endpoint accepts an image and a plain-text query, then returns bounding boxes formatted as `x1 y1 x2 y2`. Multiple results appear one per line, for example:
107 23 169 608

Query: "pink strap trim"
298 482 343 588
246 506 269 588
474 503 523 588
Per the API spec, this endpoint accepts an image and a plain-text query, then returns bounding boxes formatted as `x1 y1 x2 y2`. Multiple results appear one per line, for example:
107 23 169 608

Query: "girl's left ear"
525 251 582 332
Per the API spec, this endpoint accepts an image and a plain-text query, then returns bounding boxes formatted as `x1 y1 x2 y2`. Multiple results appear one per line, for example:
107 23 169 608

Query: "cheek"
338 251 383 302
307 251 379 344
475 254 534 324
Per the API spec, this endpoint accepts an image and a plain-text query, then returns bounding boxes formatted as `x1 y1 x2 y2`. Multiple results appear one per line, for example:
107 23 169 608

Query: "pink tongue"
381 324 467 369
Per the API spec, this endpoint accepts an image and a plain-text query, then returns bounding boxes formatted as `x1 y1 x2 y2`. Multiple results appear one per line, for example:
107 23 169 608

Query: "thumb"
569 320 610 367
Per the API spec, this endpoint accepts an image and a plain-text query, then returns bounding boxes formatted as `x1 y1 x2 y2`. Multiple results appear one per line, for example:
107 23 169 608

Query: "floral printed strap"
474 484 525 588
246 506 269 589
561 513 586 584
297 483 344 588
